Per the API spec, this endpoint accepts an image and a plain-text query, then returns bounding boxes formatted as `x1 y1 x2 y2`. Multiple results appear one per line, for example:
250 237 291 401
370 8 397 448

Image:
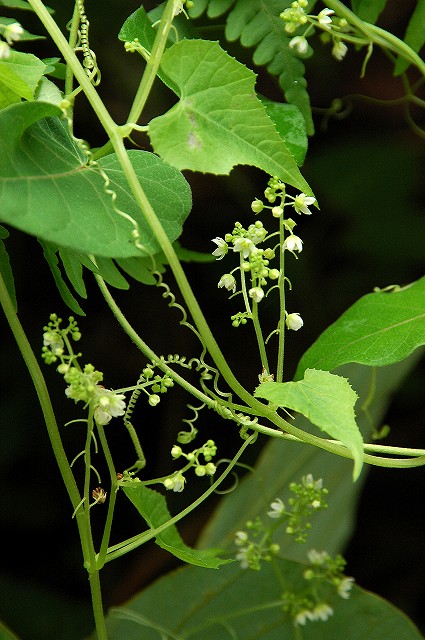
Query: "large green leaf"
295 277 425 380
259 97 307 165
122 482 230 569
0 102 192 258
102 559 423 639
255 369 363 480
148 39 313 195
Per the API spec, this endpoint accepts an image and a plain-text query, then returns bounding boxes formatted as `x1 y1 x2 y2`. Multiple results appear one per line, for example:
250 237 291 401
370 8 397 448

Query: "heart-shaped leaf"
0 101 192 258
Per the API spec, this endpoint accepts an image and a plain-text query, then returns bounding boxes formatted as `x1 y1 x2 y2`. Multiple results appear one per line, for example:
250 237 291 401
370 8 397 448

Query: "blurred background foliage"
0 1 424 638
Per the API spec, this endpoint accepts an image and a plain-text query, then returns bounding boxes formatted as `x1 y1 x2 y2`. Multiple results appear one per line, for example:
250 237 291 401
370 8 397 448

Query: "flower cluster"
280 2 350 62
285 474 328 542
163 439 218 492
234 519 281 571
42 315 126 426
212 179 316 336
140 364 174 406
0 20 23 60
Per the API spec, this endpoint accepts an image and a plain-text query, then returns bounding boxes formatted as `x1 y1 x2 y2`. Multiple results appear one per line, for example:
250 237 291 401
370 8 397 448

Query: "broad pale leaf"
102 559 423 640
122 482 230 569
295 277 425 379
255 369 363 479
148 39 313 195
0 102 192 258
0 50 46 108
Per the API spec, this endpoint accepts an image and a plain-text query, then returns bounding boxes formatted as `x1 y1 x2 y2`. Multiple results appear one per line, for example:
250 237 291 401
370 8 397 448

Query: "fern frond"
191 0 315 134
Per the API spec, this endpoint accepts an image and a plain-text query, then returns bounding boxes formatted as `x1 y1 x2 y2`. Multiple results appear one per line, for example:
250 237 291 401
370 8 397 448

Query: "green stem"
126 0 179 125
64 1 80 100
104 434 256 562
96 422 119 570
251 298 270 373
276 214 286 383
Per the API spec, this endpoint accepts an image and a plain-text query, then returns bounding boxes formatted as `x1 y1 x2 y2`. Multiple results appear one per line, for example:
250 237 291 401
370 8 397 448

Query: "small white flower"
235 530 248 546
267 498 285 519
282 235 303 253
303 474 323 489
293 193 316 215
289 36 308 54
218 273 236 293
294 609 315 626
249 287 264 303
93 388 126 425
0 40 11 59
211 237 228 260
3 22 24 45
337 576 355 599
313 603 334 621
233 236 255 258
317 8 334 28
286 312 303 331
332 39 348 61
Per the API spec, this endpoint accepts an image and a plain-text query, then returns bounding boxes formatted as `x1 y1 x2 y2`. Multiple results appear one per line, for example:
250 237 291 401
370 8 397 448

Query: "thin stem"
126 0 179 125
251 298 270 373
276 214 286 383
64 2 80 100
96 422 119 570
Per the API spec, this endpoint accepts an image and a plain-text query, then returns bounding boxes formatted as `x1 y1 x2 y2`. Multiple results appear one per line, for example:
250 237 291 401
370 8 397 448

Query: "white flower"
337 576 355 599
235 530 248 546
303 474 322 489
249 287 264 303
294 609 315 626
282 235 303 253
317 8 334 28
267 498 285 518
218 273 236 293
94 388 126 425
211 237 228 260
0 40 11 59
3 22 24 45
313 603 334 621
289 36 308 54
233 236 255 258
332 39 348 60
286 312 303 331
293 193 316 215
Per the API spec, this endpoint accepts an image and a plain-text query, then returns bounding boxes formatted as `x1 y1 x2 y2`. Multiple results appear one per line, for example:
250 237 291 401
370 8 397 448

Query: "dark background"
1 1 424 638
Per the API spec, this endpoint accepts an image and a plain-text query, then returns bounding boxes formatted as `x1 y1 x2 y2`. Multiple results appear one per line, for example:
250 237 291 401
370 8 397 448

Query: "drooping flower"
218 273 236 293
0 41 11 59
313 603 334 621
332 39 348 61
282 235 303 253
337 576 355 599
249 287 265 303
93 388 126 425
286 312 304 331
289 36 308 54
